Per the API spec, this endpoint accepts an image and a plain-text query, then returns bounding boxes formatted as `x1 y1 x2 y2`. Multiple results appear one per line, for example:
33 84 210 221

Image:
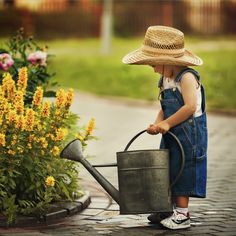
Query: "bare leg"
174 196 189 208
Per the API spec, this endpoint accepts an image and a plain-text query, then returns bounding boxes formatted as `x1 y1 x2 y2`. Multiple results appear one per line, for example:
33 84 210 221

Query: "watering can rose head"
27 50 47 66
0 53 14 71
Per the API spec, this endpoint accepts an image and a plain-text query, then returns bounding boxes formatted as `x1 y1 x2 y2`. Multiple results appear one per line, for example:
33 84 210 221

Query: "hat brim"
122 48 203 66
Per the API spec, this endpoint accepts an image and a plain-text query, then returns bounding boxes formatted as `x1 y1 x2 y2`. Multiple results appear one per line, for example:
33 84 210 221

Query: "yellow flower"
8 150 16 155
40 101 50 117
55 128 68 141
56 89 66 108
28 134 35 142
32 86 43 107
51 146 60 156
86 118 95 136
7 109 17 123
17 147 23 153
35 123 43 131
46 133 54 140
54 110 61 119
25 108 35 131
38 137 48 148
11 135 17 146
17 67 28 93
0 133 6 146
65 88 74 109
2 73 15 100
1 100 10 116
45 176 55 187
0 99 7 119
11 140 17 145
14 90 24 114
0 86 4 98
76 133 84 141
15 115 25 130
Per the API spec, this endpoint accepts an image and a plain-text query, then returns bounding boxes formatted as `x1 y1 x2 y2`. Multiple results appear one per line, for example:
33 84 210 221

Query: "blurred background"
1 0 236 112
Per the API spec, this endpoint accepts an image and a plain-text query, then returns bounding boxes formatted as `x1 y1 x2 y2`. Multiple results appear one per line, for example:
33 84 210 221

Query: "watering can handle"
123 129 185 189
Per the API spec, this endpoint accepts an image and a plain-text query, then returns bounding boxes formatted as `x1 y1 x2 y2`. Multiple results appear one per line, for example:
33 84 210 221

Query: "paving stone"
79 208 103 216
96 210 119 219
176 227 220 235
87 202 110 209
91 197 111 204
0 234 48 236
68 214 89 221
101 217 131 224
119 223 148 229
198 217 228 222
87 215 108 221
107 204 120 211
211 232 236 236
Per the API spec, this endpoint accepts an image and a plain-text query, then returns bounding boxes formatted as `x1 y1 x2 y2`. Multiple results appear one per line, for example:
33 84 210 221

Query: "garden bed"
0 191 90 227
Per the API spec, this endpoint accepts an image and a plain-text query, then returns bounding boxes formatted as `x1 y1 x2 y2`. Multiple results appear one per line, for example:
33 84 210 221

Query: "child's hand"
156 121 170 134
147 121 170 135
147 124 158 135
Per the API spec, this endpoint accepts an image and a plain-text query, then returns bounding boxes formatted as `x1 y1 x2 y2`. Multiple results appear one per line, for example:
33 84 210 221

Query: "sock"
176 207 189 216
172 203 176 210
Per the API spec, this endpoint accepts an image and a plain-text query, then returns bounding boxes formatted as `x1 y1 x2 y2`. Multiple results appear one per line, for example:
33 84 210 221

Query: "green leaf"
43 90 56 97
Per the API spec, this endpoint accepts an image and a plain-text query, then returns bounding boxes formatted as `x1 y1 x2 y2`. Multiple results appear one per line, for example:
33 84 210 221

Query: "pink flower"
27 50 47 66
0 53 14 71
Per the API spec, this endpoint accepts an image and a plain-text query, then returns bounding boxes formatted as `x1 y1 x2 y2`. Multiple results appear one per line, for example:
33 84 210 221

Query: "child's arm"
151 73 198 134
154 109 164 124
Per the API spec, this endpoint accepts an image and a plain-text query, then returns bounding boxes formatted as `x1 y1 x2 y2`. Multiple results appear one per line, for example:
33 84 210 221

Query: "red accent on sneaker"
176 211 190 217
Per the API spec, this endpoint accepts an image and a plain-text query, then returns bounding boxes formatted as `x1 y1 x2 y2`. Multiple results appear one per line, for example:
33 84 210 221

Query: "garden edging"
0 191 91 227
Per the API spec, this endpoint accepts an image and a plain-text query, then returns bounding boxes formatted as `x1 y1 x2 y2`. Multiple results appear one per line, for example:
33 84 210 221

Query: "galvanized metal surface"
117 149 172 214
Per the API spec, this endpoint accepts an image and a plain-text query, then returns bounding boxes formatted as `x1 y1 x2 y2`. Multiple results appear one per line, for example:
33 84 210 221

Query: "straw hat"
122 26 203 66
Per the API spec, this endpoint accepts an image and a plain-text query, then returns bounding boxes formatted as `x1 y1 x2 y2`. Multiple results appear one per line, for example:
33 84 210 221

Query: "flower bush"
0 68 95 224
0 28 55 104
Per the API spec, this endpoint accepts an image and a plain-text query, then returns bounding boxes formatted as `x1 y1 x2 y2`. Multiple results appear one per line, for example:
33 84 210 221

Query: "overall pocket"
160 99 179 119
181 119 197 148
171 119 196 151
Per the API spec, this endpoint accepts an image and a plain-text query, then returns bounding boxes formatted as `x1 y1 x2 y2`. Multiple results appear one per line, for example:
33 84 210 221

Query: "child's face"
151 65 175 78
151 65 164 74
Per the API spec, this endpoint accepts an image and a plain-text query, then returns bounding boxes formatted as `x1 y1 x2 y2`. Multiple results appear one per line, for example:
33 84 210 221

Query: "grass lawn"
1 36 236 111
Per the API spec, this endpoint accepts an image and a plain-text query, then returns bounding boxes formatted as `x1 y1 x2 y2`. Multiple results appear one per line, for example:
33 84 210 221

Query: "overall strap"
175 68 201 83
175 67 206 113
157 68 200 88
158 75 164 88
200 84 206 113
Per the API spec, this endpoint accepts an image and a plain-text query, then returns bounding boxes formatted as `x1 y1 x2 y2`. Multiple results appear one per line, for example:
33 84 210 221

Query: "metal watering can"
60 130 185 214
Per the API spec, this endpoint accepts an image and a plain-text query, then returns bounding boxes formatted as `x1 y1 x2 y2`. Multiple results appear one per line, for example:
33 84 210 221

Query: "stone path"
0 92 236 236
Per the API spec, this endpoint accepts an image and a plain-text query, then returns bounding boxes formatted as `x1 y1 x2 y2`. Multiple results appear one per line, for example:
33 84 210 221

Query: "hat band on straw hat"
141 45 185 58
143 38 184 50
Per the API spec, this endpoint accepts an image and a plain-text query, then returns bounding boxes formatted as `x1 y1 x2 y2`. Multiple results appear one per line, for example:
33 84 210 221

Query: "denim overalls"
159 68 208 198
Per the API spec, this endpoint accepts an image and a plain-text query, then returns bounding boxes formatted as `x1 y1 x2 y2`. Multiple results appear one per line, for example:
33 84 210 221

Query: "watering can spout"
60 139 120 204
60 139 84 162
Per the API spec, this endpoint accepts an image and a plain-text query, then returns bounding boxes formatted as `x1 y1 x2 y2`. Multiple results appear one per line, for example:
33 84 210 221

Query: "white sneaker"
160 210 190 229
